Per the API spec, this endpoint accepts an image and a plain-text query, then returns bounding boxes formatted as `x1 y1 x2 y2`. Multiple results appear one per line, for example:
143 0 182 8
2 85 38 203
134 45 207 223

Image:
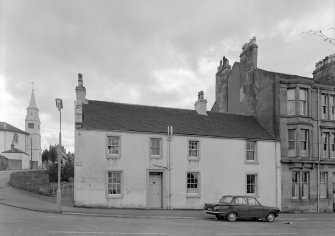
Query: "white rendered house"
74 74 281 209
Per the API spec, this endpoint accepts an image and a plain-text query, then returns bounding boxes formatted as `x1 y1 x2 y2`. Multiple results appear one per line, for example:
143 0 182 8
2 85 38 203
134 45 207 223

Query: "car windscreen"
218 196 233 204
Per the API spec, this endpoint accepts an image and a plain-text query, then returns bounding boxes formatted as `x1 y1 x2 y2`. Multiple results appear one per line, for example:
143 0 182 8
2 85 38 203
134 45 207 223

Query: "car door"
233 197 249 218
247 197 266 218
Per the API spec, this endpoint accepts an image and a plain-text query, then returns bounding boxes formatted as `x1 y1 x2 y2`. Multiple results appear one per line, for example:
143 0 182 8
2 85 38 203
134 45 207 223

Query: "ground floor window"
320 172 328 198
292 171 310 199
246 174 257 195
187 172 200 195
107 171 122 195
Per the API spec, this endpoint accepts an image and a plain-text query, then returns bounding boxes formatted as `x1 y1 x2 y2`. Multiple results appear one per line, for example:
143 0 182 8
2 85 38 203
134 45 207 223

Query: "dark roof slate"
81 100 275 140
0 122 29 135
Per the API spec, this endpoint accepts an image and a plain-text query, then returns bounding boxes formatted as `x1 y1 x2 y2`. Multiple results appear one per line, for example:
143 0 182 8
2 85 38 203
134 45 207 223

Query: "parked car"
204 195 280 222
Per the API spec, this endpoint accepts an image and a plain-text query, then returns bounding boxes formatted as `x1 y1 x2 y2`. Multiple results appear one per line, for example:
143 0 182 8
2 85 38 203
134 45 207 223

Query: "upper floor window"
299 88 308 115
321 94 328 119
330 95 335 120
13 133 19 144
288 129 296 156
246 174 257 195
287 88 296 115
188 140 199 159
299 129 309 157
187 172 200 196
322 132 330 158
107 136 120 157
150 138 162 157
28 123 34 129
246 141 257 162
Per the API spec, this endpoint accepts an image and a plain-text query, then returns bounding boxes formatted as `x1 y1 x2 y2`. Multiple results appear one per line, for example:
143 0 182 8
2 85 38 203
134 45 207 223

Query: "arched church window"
13 133 18 144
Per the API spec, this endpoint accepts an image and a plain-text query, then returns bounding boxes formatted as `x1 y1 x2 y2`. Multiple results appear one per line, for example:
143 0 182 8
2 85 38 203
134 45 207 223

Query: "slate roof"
81 100 275 141
2 147 28 155
0 122 29 135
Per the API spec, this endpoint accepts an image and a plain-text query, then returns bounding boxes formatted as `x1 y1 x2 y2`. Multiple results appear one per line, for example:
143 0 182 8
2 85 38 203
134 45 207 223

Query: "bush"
47 161 74 183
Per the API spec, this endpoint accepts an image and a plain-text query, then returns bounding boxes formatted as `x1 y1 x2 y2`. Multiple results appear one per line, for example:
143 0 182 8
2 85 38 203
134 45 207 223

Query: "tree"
49 146 58 163
41 149 49 163
302 28 335 46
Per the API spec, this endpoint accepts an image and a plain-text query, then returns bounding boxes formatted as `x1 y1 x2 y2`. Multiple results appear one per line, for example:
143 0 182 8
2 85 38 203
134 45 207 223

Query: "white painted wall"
0 131 27 153
75 129 281 209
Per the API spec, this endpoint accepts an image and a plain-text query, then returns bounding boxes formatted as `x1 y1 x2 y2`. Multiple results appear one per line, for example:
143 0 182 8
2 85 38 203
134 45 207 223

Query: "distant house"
212 37 335 212
0 122 30 169
0 87 42 169
74 74 281 209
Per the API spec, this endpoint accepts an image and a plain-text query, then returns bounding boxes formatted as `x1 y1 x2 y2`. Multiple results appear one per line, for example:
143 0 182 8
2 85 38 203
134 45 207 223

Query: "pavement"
1 183 335 220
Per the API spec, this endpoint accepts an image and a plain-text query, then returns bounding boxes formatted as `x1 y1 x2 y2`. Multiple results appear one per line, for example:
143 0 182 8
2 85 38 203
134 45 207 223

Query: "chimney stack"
75 73 87 128
240 36 258 71
195 91 207 115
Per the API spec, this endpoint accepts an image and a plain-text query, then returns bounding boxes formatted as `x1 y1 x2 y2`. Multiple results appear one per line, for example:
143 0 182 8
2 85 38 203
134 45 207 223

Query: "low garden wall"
9 170 50 195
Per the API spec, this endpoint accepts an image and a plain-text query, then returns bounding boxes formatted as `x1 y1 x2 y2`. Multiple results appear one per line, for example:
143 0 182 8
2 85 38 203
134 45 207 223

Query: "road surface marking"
49 231 164 235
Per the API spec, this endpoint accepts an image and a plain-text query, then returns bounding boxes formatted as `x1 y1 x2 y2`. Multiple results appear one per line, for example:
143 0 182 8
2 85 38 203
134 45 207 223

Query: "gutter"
317 87 320 213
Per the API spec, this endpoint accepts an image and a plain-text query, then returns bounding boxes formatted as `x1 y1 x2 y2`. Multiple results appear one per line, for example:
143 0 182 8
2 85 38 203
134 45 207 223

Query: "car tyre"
227 212 237 222
266 213 275 222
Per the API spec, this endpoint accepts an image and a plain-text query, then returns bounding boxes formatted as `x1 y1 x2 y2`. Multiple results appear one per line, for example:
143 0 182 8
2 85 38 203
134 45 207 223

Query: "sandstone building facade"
212 37 335 212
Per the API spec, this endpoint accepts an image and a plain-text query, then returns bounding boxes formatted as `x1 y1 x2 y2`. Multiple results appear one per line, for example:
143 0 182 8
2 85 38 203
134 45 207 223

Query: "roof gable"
0 122 29 135
81 100 275 140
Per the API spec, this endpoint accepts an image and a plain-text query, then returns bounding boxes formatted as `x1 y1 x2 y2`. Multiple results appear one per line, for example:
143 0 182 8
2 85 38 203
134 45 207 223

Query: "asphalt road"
1 203 335 236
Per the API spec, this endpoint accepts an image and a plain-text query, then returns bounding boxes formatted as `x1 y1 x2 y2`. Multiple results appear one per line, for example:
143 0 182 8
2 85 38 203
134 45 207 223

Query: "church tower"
25 87 42 167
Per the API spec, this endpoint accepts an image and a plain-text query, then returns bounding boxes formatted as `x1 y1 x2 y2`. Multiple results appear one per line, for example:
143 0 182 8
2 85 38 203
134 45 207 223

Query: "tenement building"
74 74 281 209
212 37 335 212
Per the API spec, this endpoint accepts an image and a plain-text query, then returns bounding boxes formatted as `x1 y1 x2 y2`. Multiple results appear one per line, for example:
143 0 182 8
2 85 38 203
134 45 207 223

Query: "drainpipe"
167 126 173 209
317 87 320 213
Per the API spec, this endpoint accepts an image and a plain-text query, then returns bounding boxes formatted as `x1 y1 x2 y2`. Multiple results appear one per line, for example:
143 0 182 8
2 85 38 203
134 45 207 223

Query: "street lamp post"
55 98 63 213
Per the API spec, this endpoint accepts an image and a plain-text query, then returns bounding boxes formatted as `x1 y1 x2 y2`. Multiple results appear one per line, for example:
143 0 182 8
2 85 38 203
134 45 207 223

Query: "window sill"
186 193 200 198
245 160 259 165
150 155 163 159
107 194 123 199
106 155 121 160
187 157 200 161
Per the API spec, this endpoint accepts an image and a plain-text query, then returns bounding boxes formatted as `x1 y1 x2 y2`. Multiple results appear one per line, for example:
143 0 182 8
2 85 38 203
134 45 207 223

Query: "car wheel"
215 215 223 220
227 212 237 222
266 213 275 222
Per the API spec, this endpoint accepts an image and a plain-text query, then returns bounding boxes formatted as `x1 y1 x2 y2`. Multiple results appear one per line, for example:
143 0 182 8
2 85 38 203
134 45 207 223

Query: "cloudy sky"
1 0 334 152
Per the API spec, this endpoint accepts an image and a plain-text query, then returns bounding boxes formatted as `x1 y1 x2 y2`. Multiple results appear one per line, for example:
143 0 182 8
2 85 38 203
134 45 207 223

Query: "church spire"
28 82 38 109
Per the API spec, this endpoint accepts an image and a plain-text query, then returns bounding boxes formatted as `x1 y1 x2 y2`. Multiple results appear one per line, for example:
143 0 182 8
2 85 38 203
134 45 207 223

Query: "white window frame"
106 170 123 198
150 138 162 158
288 129 296 157
186 172 200 197
299 88 308 116
246 140 257 163
106 135 121 159
301 171 310 199
330 95 335 120
299 129 309 157
321 94 328 119
287 88 296 116
320 172 328 199
292 171 300 199
246 173 258 196
322 132 330 158
188 140 200 160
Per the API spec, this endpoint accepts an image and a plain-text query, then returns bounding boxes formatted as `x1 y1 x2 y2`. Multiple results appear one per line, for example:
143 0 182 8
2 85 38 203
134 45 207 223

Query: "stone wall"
9 170 50 195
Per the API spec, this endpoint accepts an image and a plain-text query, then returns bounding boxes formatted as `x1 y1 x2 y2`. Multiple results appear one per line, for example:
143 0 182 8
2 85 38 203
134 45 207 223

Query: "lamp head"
55 98 63 111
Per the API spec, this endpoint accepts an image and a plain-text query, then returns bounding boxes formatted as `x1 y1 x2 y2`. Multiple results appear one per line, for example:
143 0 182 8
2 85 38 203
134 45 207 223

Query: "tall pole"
30 137 33 169
56 98 63 214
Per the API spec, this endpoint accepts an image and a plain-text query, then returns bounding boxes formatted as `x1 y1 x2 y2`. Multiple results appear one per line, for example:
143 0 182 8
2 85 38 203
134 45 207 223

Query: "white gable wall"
74 129 281 209
0 131 27 153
